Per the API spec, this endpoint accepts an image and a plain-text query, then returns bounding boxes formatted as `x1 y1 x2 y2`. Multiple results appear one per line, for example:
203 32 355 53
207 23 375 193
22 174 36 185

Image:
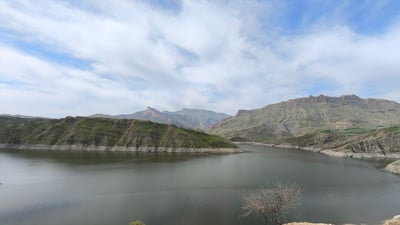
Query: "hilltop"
90 107 229 130
0 116 237 152
209 95 400 154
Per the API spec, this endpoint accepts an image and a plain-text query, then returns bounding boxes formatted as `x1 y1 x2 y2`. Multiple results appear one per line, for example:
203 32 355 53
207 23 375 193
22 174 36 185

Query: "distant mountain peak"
144 106 163 117
89 107 230 130
339 94 361 99
235 109 250 117
146 106 160 112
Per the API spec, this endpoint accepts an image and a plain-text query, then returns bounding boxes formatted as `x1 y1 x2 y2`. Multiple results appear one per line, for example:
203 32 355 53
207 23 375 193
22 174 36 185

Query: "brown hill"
209 95 400 153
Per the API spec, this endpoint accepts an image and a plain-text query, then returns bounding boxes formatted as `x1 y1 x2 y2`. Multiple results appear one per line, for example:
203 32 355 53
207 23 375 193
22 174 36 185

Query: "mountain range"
90 107 229 130
210 94 400 153
2 94 400 154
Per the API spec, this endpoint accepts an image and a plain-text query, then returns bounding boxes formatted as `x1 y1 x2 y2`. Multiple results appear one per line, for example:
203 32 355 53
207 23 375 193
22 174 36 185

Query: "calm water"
0 144 400 225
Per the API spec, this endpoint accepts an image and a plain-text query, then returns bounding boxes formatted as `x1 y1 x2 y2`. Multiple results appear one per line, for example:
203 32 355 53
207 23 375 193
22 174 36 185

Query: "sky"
1 0 400 118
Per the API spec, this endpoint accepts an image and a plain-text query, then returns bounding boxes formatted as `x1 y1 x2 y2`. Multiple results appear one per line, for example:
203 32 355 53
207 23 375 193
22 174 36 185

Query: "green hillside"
0 116 236 149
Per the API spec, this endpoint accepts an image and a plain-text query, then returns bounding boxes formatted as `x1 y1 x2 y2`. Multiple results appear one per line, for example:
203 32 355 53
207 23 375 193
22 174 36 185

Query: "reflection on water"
0 145 399 225
0 148 216 165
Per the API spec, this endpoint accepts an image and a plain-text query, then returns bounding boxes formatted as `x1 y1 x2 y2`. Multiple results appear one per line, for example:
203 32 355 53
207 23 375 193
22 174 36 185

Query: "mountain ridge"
209 94 400 154
90 107 230 130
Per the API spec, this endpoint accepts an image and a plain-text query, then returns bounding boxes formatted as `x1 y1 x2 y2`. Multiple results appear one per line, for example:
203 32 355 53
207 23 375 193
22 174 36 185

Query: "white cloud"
1 0 400 117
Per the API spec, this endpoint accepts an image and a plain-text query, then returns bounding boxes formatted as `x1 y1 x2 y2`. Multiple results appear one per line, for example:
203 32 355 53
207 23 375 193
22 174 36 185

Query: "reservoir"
0 144 399 225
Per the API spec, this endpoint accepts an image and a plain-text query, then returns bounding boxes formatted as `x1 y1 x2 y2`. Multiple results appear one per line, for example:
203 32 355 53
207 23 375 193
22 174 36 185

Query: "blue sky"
1 0 400 117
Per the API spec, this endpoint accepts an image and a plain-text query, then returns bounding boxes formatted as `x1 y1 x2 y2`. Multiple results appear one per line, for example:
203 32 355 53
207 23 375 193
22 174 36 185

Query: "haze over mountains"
90 107 230 130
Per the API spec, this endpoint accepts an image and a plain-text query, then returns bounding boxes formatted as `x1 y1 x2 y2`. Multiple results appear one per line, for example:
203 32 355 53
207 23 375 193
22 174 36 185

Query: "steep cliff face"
209 95 400 153
0 116 236 149
276 127 400 154
210 95 400 141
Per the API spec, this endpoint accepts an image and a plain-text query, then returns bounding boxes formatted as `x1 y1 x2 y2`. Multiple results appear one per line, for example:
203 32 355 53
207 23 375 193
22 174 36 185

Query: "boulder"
386 160 400 175
285 223 332 225
383 215 400 225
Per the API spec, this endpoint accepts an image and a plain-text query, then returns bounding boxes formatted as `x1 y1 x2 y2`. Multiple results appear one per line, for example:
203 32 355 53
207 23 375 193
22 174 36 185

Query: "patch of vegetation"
241 182 303 225
336 127 376 135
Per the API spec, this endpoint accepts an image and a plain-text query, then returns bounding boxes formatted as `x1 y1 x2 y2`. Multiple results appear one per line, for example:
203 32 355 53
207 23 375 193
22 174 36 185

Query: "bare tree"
241 182 302 225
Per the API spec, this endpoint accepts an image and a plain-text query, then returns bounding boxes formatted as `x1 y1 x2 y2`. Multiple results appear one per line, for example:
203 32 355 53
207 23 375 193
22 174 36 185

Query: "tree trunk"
262 213 268 225
273 212 282 225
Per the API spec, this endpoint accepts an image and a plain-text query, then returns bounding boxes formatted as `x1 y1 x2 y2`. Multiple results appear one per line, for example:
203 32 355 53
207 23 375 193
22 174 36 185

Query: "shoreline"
234 142 400 159
235 142 400 175
0 143 244 154
284 214 400 225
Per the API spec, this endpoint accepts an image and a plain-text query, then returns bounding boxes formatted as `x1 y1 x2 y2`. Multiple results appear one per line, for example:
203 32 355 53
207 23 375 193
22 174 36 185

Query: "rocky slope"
91 107 229 130
275 126 400 154
0 116 237 151
210 95 400 154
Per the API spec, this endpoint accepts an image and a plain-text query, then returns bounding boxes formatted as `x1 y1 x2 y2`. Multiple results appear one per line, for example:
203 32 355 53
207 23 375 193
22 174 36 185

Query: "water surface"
0 145 399 225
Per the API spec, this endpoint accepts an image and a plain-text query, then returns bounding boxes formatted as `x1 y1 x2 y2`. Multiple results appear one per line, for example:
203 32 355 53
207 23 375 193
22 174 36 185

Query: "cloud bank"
1 0 400 117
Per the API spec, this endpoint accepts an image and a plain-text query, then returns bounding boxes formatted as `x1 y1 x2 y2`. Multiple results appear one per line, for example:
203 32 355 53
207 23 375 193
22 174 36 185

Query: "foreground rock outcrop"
285 223 332 225
283 215 400 225
386 160 400 175
384 215 400 225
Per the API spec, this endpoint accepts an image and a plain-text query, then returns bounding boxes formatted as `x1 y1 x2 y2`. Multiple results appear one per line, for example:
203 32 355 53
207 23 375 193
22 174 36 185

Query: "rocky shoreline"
235 142 400 159
284 214 400 225
235 142 400 175
0 143 244 154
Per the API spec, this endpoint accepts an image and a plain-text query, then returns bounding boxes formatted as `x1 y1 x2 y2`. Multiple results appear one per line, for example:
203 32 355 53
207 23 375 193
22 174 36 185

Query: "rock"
383 215 400 225
386 160 400 175
235 109 250 116
284 215 400 225
285 223 332 225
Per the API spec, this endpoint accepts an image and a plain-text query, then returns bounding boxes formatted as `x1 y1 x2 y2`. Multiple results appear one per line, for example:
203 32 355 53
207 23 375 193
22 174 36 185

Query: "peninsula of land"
0 116 239 154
